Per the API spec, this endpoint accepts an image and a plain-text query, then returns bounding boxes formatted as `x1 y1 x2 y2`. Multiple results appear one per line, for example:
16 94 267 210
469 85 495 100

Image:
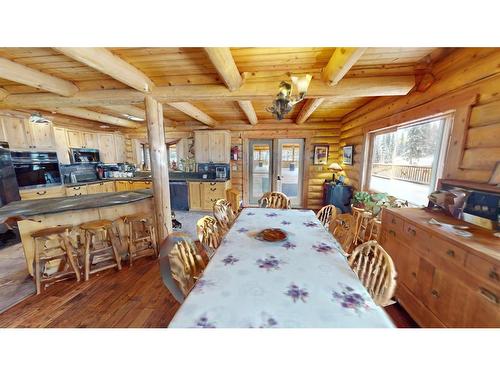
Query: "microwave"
70 148 100 163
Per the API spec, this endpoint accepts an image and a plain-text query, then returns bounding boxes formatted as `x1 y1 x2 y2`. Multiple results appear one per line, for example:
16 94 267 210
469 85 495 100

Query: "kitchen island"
0 190 154 275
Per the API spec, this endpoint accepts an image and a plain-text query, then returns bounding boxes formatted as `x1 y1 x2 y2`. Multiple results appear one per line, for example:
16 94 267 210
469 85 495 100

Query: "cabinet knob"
36 190 47 195
479 287 499 304
446 249 455 257
489 270 499 281
431 289 439 298
411 271 417 278
388 229 396 237
408 228 416 236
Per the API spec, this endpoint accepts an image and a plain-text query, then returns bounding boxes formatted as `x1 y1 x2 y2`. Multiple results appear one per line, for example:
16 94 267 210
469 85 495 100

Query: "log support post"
145 95 172 242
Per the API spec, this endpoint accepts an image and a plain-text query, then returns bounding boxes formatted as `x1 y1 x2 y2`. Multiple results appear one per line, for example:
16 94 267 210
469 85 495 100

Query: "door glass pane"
249 140 272 204
278 140 303 206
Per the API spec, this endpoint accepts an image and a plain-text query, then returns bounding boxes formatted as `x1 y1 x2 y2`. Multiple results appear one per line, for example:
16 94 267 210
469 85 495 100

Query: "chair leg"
84 232 91 281
62 236 81 282
34 240 42 295
108 230 122 271
128 221 134 266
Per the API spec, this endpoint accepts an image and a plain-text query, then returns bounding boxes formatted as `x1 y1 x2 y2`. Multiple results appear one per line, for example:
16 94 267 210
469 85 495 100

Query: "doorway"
248 139 305 207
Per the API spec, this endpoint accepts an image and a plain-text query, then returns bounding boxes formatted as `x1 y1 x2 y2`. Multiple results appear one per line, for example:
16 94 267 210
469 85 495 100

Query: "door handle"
277 176 281 181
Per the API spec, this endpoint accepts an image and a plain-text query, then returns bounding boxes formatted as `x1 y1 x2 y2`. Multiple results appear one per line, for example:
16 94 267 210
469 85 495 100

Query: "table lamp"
328 162 343 182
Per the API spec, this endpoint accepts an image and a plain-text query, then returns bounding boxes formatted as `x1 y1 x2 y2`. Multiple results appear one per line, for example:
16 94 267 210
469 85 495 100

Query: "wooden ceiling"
0 47 451 130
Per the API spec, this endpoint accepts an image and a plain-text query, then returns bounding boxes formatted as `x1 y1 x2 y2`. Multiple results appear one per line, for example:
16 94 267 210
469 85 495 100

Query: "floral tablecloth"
168 208 394 328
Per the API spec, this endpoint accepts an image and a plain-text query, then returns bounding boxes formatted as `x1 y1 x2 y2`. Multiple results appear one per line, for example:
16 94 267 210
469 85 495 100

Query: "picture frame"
313 145 329 165
343 145 354 165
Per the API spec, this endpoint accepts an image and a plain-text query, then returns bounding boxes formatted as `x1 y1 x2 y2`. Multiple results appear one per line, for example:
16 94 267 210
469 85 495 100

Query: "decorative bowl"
256 228 288 242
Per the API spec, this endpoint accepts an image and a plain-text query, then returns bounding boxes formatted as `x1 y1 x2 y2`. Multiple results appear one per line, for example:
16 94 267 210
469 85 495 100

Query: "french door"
248 139 305 207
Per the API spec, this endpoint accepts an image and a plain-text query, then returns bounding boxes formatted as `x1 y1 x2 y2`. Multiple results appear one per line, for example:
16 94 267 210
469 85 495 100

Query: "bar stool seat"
31 225 80 294
122 212 157 266
80 219 122 281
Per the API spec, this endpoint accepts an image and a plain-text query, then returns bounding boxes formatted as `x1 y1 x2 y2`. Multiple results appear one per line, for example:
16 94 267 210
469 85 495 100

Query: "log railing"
371 163 432 185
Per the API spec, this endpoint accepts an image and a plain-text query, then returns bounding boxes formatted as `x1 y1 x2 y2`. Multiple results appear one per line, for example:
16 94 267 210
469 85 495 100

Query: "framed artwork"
343 145 354 165
313 145 329 165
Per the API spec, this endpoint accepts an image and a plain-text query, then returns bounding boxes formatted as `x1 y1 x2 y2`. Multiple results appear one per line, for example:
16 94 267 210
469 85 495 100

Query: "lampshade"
291 74 312 95
328 162 342 171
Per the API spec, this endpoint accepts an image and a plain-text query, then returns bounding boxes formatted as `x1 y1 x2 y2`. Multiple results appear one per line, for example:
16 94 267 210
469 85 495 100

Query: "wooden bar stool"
31 225 81 294
122 212 158 266
80 220 122 281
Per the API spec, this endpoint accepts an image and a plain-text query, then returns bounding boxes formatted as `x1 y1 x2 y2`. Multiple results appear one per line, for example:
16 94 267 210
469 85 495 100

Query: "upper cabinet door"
28 122 55 150
208 131 230 163
83 132 99 149
114 134 126 163
2 117 31 150
53 127 70 164
66 130 83 148
194 131 210 163
98 133 116 163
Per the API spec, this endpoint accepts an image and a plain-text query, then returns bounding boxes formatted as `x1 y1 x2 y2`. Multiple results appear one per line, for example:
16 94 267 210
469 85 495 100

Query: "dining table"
168 207 395 328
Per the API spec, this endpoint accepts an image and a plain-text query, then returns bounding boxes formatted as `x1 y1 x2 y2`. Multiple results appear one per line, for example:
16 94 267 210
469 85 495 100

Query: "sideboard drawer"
433 236 467 268
383 210 404 234
402 221 430 252
466 254 500 288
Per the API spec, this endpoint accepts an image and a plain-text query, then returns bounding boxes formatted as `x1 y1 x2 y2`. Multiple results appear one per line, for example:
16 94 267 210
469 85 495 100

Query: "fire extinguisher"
231 145 239 161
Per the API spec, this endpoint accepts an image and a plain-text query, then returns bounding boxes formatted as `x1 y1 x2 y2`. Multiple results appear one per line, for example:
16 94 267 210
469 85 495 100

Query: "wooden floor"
0 257 417 328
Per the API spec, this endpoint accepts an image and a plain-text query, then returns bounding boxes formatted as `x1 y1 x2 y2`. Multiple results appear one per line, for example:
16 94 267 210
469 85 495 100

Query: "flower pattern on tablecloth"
257 312 278 328
222 255 239 266
303 221 318 227
282 241 296 250
256 255 284 271
332 283 371 313
266 212 278 217
285 283 309 303
312 242 334 254
193 314 216 328
192 279 215 293
237 227 249 233
281 220 291 225
246 212 256 216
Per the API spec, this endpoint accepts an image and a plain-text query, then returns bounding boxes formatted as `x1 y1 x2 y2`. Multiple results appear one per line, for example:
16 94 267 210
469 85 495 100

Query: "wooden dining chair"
161 232 206 298
259 192 291 209
329 213 356 255
354 210 373 245
196 216 222 258
366 218 382 242
348 240 397 307
213 199 236 233
316 204 339 227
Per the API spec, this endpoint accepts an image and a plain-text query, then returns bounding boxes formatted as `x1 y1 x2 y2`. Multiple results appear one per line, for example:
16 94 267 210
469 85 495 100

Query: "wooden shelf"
438 179 500 194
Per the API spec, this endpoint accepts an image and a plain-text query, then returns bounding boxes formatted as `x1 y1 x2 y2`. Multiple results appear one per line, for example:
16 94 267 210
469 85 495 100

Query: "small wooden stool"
31 225 81 294
80 220 122 281
122 213 157 266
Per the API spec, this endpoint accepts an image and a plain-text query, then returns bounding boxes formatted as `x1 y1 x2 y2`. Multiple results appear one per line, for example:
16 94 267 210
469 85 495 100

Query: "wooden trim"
237 100 258 125
47 107 140 128
56 48 155 93
102 105 145 120
296 98 325 124
0 57 79 97
166 102 217 127
444 105 473 179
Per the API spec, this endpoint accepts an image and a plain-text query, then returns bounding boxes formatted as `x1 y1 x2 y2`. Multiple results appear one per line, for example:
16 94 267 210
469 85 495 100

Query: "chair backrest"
213 199 235 232
354 210 373 245
367 218 382 242
330 213 356 254
162 233 206 298
196 216 222 252
259 192 291 209
316 205 338 227
159 232 193 303
348 240 397 307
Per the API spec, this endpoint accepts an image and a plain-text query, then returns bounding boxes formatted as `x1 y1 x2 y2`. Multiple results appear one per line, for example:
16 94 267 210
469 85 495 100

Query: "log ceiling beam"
55 48 155 93
0 76 415 109
237 100 258 125
166 102 217 127
101 105 145 120
322 48 367 86
295 98 325 124
0 57 79 97
204 48 243 91
0 88 8 100
46 107 140 128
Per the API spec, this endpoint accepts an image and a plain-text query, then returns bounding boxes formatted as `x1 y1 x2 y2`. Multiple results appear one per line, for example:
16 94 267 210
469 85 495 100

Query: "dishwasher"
169 181 189 211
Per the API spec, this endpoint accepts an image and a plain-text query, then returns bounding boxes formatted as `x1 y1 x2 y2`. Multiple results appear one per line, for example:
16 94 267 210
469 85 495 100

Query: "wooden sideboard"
380 207 499 328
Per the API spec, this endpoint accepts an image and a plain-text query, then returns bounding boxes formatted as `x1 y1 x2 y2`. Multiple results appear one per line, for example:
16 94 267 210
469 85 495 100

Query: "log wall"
339 48 500 190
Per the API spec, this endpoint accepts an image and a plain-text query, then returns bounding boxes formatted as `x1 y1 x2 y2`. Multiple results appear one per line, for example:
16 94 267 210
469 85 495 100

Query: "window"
139 143 151 170
365 115 449 206
167 144 178 169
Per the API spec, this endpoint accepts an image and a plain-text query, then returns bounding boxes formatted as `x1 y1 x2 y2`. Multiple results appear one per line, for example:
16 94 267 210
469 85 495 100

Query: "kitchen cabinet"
83 132 99 149
19 186 66 200
86 181 115 194
188 180 231 211
114 180 152 192
53 127 71 164
114 180 129 192
65 185 88 196
98 133 117 163
0 116 55 151
194 130 230 163
114 134 126 163
66 130 83 148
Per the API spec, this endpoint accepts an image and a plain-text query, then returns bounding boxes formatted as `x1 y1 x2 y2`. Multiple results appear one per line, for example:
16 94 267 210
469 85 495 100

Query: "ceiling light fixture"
29 112 51 124
99 125 110 129
266 74 312 120
123 114 144 122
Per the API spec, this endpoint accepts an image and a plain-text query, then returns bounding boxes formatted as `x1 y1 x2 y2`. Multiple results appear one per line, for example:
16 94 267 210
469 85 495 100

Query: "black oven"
11 151 61 188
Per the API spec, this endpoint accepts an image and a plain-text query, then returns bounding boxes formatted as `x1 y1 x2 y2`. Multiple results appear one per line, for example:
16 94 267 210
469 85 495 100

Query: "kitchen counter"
0 190 153 223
